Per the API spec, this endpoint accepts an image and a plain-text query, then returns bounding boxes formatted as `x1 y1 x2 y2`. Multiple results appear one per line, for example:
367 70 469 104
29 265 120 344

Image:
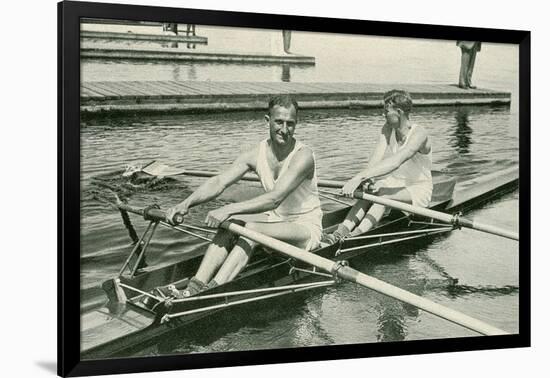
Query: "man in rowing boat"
323 89 432 243
166 95 323 297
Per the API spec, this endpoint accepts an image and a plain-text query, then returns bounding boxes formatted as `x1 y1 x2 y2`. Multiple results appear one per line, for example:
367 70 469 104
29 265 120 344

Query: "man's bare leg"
459 48 472 89
212 221 311 285
351 187 412 235
282 30 292 54
349 203 387 236
340 199 371 234
192 228 237 286
211 236 257 285
466 50 477 88
322 199 371 244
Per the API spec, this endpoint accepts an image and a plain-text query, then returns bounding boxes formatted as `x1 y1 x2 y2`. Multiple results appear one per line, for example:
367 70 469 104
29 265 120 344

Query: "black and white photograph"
80 12 520 354
55 1 530 376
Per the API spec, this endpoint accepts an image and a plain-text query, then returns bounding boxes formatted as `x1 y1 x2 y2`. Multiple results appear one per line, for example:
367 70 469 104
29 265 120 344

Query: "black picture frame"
58 1 531 376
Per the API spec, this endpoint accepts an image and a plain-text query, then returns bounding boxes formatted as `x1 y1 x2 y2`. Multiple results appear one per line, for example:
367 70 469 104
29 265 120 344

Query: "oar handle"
173 213 185 224
117 203 184 224
178 168 346 189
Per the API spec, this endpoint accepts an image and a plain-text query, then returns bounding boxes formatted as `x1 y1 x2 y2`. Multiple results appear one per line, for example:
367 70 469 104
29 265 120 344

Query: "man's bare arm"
166 148 256 222
355 128 428 181
366 123 391 168
341 127 428 197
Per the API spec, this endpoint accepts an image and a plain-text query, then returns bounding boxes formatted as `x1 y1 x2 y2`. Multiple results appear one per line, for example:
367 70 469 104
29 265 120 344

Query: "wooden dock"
81 44 316 65
81 30 208 44
80 81 511 116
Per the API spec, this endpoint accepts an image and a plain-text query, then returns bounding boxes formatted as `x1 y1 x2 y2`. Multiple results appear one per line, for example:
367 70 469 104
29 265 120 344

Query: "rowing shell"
80 166 518 359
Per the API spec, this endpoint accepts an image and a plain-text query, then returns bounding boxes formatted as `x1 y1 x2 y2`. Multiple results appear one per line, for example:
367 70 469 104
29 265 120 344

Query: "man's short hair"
268 95 299 117
383 90 413 117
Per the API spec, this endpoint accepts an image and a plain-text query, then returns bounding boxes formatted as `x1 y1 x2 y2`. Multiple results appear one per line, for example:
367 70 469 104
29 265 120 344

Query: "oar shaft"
183 170 261 183
458 218 519 241
353 191 519 241
177 169 517 240
121 171 518 241
180 169 344 189
222 221 508 336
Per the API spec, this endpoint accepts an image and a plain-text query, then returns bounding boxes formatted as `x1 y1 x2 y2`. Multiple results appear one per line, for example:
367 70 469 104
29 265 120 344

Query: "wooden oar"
221 220 508 336
345 190 519 241
139 162 518 241
117 202 508 336
138 161 344 189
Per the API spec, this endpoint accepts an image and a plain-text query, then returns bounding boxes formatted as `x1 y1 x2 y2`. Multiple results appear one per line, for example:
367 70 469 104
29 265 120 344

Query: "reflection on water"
149 56 208 81
171 65 182 81
376 301 408 342
281 64 291 82
451 107 474 154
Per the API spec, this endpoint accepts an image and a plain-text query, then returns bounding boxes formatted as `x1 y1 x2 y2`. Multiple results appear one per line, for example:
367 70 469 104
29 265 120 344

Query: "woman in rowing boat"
165 95 323 297
323 89 433 243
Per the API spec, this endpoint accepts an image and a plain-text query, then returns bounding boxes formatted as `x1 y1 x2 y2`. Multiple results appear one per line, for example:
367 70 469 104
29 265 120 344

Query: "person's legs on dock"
186 24 196 49
283 30 292 54
466 49 478 88
161 23 178 48
458 46 472 89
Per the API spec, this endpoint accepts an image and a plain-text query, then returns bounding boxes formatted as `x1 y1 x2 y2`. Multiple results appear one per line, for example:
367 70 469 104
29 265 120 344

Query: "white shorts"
232 212 322 251
377 176 433 208
291 219 322 251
